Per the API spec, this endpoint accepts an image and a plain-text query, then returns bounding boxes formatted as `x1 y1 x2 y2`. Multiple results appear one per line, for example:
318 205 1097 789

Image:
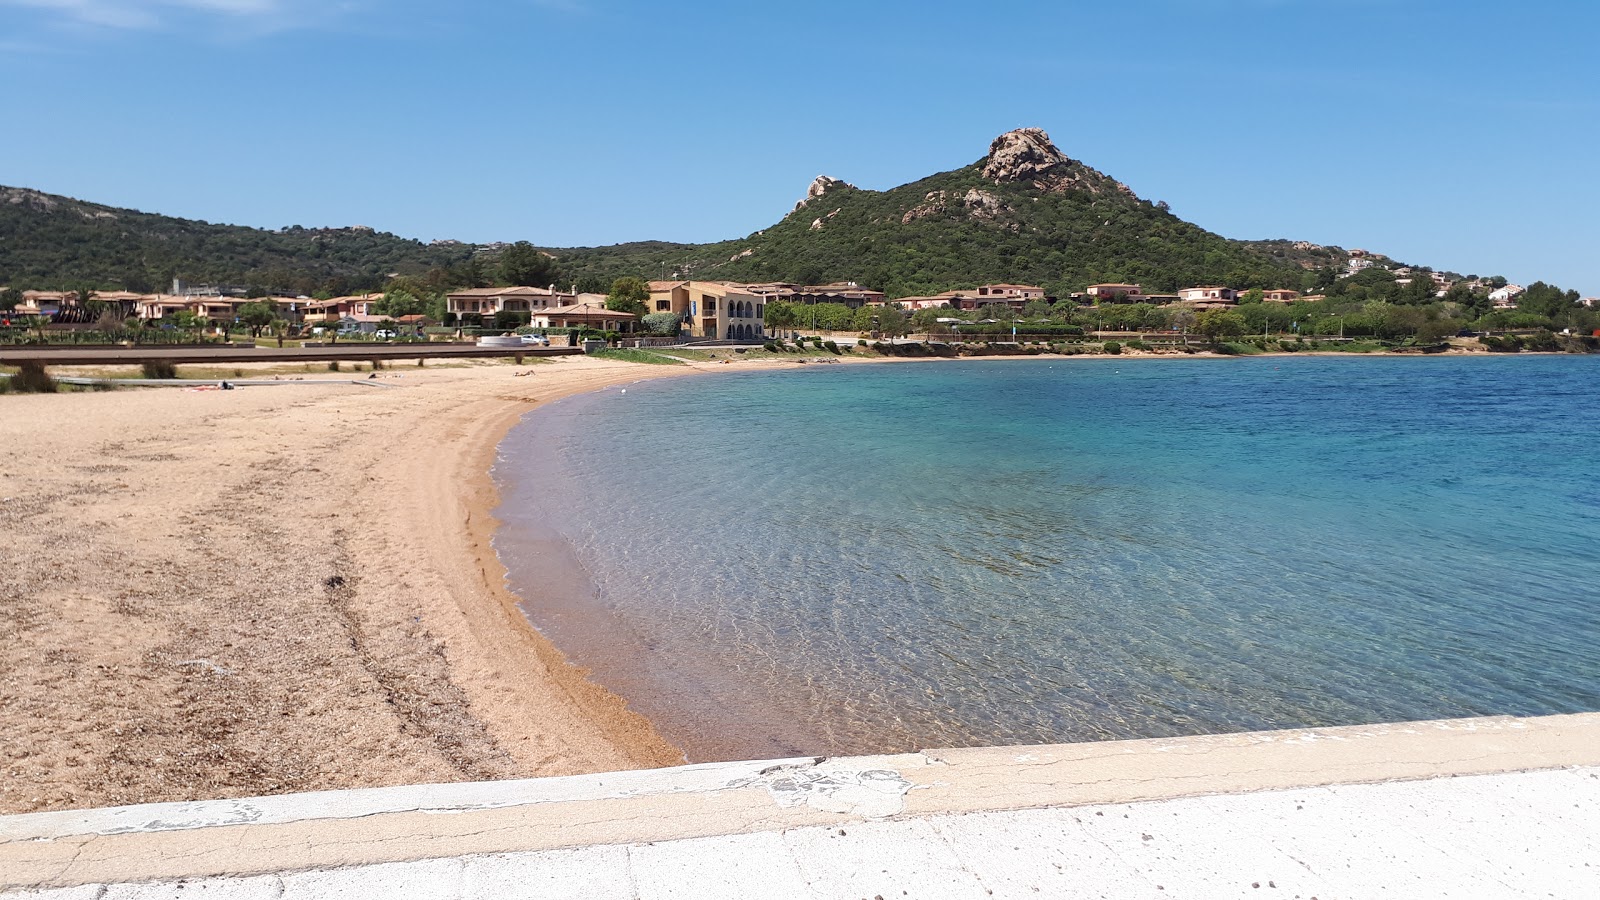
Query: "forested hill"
4 130 1312 298
0 186 475 295
550 128 1305 297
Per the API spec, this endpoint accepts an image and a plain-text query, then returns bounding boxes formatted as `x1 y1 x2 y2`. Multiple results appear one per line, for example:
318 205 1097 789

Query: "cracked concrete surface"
3 713 1599 897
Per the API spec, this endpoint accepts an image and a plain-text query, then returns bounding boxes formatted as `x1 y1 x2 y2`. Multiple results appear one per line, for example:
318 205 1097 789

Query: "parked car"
374 329 396 340
520 334 549 346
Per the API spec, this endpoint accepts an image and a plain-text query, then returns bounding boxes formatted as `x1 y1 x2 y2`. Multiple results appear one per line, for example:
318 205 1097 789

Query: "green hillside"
552 129 1303 297
0 186 475 295
2 130 1317 298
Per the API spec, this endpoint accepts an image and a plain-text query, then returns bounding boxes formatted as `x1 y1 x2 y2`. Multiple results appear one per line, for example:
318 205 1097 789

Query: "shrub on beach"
823 340 840 354
10 361 57 393
141 360 177 379
1103 341 1122 355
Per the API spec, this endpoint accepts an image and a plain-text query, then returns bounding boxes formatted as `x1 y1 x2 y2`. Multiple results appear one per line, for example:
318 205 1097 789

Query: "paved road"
0 344 582 366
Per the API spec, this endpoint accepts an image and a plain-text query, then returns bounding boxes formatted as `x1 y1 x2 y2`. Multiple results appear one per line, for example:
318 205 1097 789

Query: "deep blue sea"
494 356 1600 761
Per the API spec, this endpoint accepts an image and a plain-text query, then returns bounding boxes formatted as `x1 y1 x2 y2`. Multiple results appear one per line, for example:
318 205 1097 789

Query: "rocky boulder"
982 128 1068 183
794 175 853 212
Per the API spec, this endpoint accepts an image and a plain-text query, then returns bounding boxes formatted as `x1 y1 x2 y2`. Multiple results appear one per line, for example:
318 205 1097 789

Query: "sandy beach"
0 344 1557 815
0 355 773 815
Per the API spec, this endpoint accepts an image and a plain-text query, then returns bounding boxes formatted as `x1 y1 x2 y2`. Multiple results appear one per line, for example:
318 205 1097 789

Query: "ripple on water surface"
494 356 1600 760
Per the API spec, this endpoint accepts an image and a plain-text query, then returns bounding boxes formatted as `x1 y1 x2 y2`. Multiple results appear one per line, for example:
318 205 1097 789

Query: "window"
656 300 670 311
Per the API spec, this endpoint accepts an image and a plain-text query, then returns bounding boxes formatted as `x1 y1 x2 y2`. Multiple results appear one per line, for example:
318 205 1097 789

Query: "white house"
1489 285 1525 309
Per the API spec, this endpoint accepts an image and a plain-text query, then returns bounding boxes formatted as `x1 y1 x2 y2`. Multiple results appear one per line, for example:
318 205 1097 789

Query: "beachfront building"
192 297 243 322
298 294 384 324
894 294 956 311
1177 287 1239 305
975 284 1046 301
17 291 70 318
647 281 765 341
530 302 640 334
739 281 886 309
134 297 190 320
1086 283 1144 303
446 286 574 320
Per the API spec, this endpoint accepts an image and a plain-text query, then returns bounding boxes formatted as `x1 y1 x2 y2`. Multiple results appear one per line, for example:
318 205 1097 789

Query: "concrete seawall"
4 712 1598 896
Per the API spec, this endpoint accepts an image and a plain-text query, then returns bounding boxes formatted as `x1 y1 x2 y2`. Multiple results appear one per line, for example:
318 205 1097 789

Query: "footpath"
3 713 1596 898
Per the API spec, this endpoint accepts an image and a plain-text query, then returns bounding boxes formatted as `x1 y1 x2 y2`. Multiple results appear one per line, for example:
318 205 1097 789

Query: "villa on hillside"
1261 289 1301 303
1490 284 1526 309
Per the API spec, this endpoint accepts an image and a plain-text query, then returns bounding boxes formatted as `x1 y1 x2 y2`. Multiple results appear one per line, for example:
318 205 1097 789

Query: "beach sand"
0 356 754 815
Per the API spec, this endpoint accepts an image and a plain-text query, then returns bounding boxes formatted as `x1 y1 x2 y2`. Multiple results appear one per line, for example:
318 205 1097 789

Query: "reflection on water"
494 356 1600 761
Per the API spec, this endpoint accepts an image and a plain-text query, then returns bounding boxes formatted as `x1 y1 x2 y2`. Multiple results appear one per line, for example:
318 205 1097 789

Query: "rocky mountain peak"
794 175 852 212
982 128 1068 183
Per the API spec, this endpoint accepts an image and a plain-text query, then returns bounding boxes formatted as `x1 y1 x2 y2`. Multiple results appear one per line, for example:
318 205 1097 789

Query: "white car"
374 329 396 340
520 334 549 346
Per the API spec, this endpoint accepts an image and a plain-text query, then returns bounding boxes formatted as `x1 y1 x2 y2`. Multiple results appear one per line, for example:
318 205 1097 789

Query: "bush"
1102 341 1122 355
10 361 56 393
493 310 530 331
642 312 682 337
857 339 867 346
1522 330 1559 352
1126 340 1148 351
763 341 778 352
141 360 177 379
823 340 840 354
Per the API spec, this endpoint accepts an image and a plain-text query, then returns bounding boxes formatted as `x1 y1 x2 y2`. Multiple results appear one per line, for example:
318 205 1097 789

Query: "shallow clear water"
494 356 1600 760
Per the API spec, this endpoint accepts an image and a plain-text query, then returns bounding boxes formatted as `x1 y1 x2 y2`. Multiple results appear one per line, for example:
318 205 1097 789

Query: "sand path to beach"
0 356 725 815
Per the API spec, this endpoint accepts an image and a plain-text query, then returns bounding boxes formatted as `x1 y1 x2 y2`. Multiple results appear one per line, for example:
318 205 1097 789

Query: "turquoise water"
494 356 1600 761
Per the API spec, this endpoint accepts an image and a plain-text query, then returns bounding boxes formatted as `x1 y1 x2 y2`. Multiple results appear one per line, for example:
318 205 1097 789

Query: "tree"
764 301 801 333
606 277 650 316
375 289 425 318
1195 309 1248 343
0 287 20 311
498 242 556 287
1238 288 1264 305
236 301 278 338
874 304 909 337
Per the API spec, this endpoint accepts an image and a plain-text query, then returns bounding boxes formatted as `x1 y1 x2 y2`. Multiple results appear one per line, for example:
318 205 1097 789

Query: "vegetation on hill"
1 128 1586 346
552 143 1307 297
0 186 475 296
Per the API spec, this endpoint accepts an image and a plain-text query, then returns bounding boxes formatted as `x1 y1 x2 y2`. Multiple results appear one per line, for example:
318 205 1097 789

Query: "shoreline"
0 356 775 814
3 349 1593 815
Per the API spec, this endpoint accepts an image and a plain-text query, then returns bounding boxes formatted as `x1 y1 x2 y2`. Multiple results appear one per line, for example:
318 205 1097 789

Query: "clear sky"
2 1 1595 294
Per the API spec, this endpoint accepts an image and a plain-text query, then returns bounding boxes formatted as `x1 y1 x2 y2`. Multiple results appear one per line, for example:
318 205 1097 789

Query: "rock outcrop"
901 190 948 224
794 175 853 212
982 128 1068 183
3 187 60 213
962 189 1008 221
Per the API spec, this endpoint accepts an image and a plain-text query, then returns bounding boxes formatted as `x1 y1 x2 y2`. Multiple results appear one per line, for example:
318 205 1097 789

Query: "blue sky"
2 0 1596 293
